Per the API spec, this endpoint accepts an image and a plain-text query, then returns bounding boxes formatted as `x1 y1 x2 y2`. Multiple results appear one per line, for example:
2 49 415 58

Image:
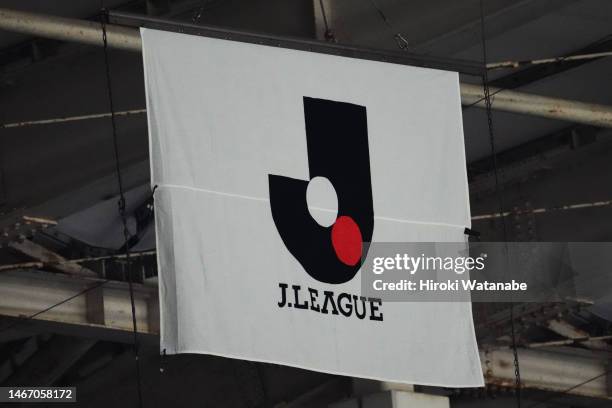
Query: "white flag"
141 27 483 387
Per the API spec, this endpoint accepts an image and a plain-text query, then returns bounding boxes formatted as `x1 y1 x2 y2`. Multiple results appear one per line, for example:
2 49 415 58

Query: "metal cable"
478 1 521 406
318 0 330 32
526 368 610 408
0 279 110 334
0 109 146 129
465 34 612 110
462 86 506 110
366 0 410 50
487 49 612 70
317 0 336 42
99 5 144 407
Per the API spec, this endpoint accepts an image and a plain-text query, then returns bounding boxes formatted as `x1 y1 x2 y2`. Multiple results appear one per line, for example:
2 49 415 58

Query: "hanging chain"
478 0 521 405
483 72 522 400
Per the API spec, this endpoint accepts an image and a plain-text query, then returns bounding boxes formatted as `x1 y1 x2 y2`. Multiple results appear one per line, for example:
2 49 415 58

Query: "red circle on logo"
331 216 363 266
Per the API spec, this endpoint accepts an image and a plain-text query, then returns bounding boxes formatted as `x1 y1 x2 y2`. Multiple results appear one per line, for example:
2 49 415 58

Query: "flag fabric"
141 27 483 387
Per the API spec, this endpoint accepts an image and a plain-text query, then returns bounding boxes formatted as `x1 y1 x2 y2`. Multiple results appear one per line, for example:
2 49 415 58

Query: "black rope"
479 1 521 406
99 5 144 408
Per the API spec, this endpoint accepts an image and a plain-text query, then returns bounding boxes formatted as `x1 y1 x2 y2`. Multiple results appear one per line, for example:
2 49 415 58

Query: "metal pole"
0 8 140 52
2 8 612 128
461 83 612 128
481 348 610 399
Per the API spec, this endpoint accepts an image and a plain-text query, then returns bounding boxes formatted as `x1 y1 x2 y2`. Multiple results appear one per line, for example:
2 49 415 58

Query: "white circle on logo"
306 176 338 227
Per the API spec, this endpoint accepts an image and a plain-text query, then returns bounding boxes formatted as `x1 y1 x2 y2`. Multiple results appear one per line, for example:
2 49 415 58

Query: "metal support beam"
461 83 612 128
0 8 140 52
481 347 611 399
1 8 612 128
8 239 98 278
545 319 612 352
0 213 56 248
0 270 158 335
